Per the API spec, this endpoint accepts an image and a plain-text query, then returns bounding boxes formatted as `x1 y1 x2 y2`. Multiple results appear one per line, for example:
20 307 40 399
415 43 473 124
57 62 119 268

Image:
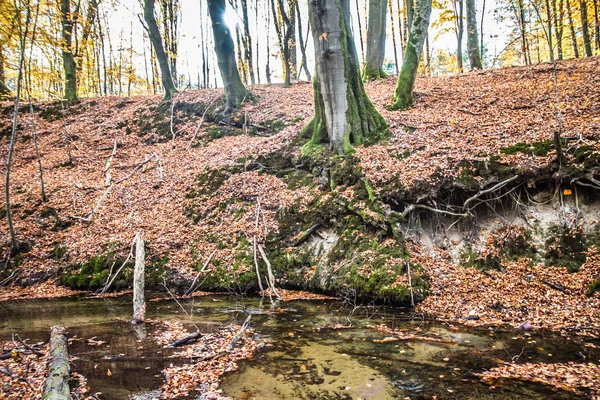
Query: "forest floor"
0 56 600 340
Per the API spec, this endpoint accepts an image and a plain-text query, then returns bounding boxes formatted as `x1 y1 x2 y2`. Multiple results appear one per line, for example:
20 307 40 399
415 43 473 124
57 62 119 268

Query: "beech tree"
391 0 432 109
363 0 388 79
466 0 482 69
303 0 386 155
61 0 78 101
143 0 177 99
208 0 252 112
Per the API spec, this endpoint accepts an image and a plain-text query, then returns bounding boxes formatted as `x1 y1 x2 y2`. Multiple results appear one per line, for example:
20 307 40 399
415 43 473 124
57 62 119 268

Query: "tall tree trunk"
544 0 555 61
580 0 593 56
208 0 252 112
61 0 78 101
407 0 414 31
396 0 406 52
594 0 600 51
480 0 486 62
274 0 295 86
143 0 176 99
266 2 272 84
566 0 580 57
288 0 298 76
296 1 312 80
389 0 400 74
241 0 255 84
466 0 482 69
364 0 388 79
552 0 564 59
391 0 432 109
455 0 464 72
355 0 366 61
303 0 386 155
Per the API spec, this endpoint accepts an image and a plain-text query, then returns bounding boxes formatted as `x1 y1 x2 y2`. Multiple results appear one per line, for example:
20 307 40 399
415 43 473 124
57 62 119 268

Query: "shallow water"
0 294 597 399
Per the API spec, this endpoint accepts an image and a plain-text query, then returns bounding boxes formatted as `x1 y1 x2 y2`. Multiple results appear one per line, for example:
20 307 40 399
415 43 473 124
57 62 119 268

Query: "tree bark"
143 0 177 99
391 0 432 109
466 0 482 69
389 0 400 74
552 0 564 59
61 0 78 101
455 0 464 72
132 233 146 324
208 0 252 111
364 0 388 79
43 326 70 400
580 0 593 56
304 0 386 155
566 0 580 57
241 0 255 84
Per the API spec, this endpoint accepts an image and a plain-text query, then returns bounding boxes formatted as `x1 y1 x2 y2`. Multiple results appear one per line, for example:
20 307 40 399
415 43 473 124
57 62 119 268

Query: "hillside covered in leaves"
1 57 600 335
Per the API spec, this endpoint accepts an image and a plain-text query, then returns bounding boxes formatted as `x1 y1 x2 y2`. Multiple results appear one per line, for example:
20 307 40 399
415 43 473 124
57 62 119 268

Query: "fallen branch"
169 332 202 347
72 154 159 223
103 139 117 187
293 223 321 246
186 95 220 150
457 107 481 116
463 175 520 209
540 279 573 295
258 244 280 300
229 314 252 351
43 325 69 400
184 249 217 296
100 234 137 295
398 203 470 219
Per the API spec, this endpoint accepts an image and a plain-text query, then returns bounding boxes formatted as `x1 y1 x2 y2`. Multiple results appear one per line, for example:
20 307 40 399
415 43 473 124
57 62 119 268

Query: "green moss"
587 280 600 297
500 139 568 157
50 245 68 261
60 245 170 291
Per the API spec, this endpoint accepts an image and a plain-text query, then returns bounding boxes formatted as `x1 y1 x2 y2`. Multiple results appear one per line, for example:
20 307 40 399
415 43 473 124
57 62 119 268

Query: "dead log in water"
43 325 70 400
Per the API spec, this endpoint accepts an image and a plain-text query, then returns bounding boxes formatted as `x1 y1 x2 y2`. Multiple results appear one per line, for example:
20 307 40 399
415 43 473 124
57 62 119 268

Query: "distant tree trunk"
566 0 580 57
208 0 252 111
397 0 405 51
266 3 272 84
143 0 176 99
552 0 564 59
543 0 555 61
454 0 464 71
594 0 600 51
355 0 366 61
0 45 11 98
580 0 593 56
391 0 432 109
303 0 386 155
61 0 78 101
273 0 295 86
466 0 482 69
480 0 486 62
288 0 298 76
295 1 312 80
388 0 399 74
241 0 255 84
364 0 388 79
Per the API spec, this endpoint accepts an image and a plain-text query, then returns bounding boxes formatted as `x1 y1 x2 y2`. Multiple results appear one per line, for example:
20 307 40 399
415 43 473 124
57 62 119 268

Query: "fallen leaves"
478 362 600 398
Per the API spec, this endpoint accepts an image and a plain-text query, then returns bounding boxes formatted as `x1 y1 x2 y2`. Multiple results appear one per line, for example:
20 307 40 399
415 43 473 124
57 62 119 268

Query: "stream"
0 294 596 399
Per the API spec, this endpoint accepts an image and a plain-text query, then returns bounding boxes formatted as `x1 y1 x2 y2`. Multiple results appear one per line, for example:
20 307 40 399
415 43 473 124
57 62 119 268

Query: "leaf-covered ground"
0 57 599 340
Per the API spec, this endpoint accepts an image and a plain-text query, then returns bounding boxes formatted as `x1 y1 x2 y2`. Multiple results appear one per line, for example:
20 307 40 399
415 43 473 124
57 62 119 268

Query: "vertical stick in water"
133 233 146 324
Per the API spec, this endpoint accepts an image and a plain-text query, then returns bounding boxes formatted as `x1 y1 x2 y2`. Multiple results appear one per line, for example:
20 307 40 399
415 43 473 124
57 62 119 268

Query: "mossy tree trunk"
363 0 388 80
390 0 432 110
466 0 482 69
61 0 78 101
144 0 177 100
208 0 253 112
304 0 386 155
